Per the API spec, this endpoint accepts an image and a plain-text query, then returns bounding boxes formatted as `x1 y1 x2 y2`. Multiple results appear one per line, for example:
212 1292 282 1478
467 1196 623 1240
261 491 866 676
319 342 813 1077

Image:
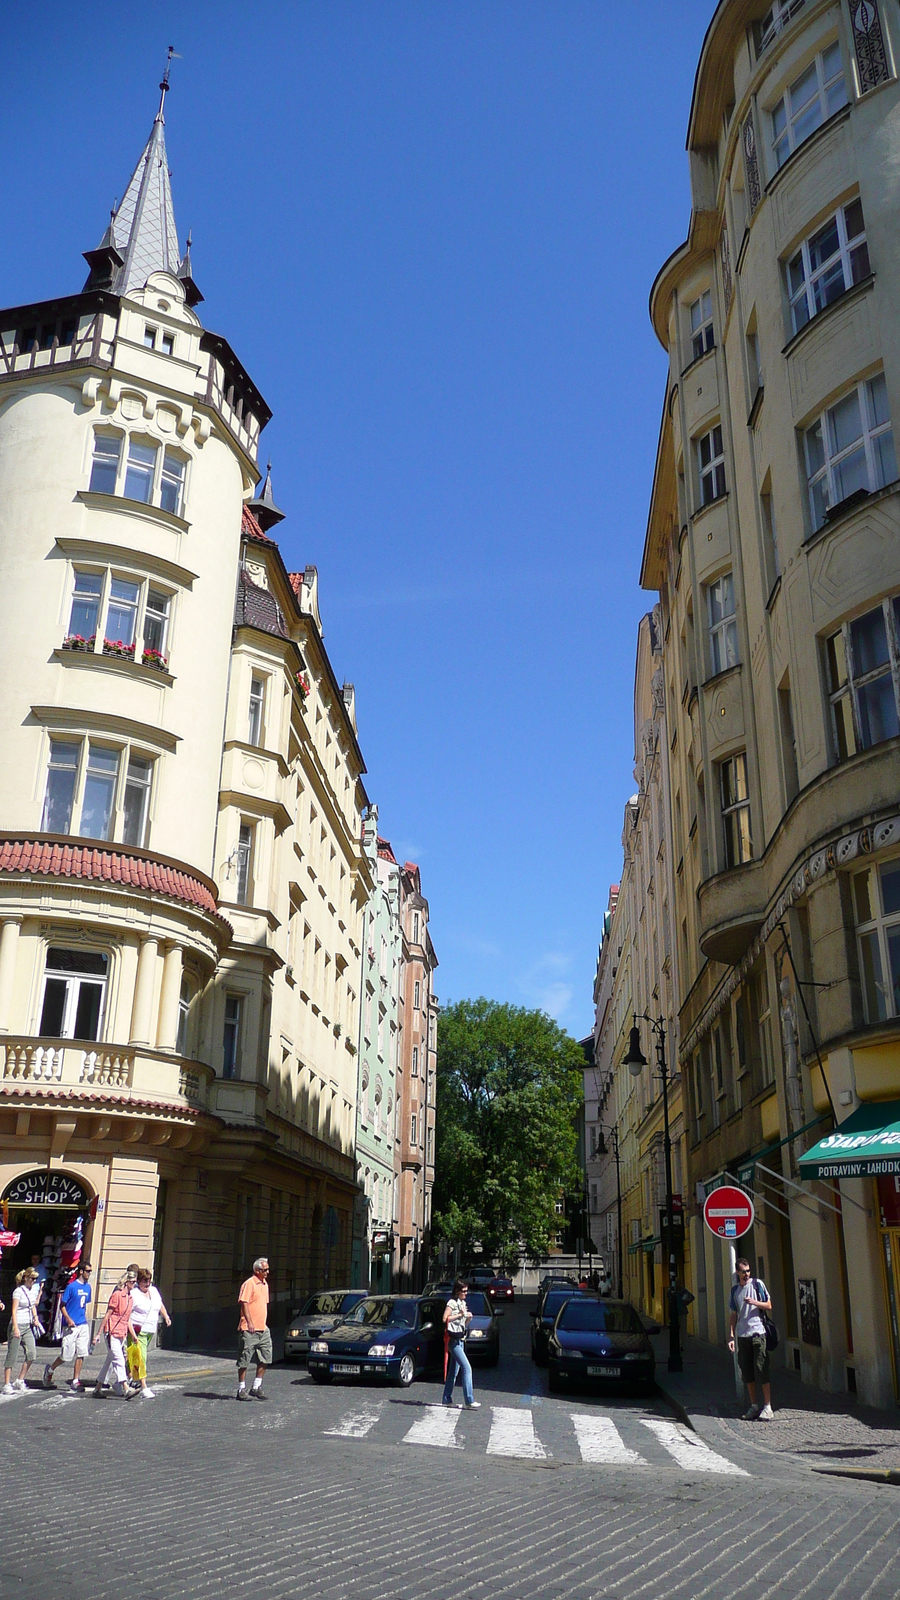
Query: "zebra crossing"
319 1398 748 1475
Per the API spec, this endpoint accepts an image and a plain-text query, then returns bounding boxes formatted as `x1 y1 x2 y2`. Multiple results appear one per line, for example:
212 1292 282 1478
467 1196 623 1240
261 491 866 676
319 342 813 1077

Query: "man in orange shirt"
237 1257 271 1401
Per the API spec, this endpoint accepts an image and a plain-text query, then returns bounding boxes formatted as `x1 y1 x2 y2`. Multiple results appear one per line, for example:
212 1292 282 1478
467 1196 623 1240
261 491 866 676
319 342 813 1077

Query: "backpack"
754 1279 779 1353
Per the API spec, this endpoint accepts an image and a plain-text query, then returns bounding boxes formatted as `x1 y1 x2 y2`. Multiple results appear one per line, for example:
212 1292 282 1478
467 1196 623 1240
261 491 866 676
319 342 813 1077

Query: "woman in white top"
126 1268 172 1399
3 1267 41 1393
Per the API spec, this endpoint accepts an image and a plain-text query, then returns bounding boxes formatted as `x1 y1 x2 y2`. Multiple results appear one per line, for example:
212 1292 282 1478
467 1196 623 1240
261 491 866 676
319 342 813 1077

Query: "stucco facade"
641 0 900 1405
394 862 438 1288
0 93 372 1342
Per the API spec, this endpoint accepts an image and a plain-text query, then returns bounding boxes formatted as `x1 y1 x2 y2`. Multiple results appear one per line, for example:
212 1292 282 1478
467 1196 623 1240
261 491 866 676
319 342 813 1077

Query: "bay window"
236 822 255 905
826 594 900 758
756 0 805 55
719 752 752 867
87 427 188 517
788 199 869 334
223 995 242 1079
39 948 108 1041
40 736 156 844
65 568 174 668
248 676 265 747
771 42 846 170
804 375 897 530
707 573 739 674
854 859 900 1022
690 291 714 362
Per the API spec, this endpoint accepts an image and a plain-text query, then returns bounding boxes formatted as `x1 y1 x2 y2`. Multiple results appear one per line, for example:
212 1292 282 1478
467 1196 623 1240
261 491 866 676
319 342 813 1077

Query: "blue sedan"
308 1294 446 1387
548 1298 656 1395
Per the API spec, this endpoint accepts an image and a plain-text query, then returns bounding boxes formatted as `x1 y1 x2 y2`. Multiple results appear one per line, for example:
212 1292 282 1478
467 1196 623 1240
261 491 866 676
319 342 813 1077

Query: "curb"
813 1467 900 1487
654 1380 695 1432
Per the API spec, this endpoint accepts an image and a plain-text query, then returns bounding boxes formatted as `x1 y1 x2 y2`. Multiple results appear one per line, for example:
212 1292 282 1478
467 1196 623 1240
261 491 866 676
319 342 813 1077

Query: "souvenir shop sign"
3 1171 89 1208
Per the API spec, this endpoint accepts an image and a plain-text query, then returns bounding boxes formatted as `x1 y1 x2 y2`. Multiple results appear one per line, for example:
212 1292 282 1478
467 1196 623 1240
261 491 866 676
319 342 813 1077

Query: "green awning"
798 1100 900 1180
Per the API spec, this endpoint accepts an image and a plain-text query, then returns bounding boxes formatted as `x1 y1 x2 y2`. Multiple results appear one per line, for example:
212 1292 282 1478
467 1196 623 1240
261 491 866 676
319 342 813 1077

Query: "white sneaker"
1 1383 14 1396
742 1404 760 1420
758 1404 774 1420
141 1386 156 1399
13 1378 26 1391
42 1365 56 1390
465 1400 482 1409
69 1378 81 1390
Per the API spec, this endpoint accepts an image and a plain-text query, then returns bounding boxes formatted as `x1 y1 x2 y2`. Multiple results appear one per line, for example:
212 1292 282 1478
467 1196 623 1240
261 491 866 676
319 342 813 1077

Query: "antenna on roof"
157 45 182 121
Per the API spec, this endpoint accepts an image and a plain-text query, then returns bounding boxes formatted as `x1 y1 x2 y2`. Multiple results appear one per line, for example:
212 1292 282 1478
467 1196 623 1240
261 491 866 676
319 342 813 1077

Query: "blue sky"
3 1 714 1038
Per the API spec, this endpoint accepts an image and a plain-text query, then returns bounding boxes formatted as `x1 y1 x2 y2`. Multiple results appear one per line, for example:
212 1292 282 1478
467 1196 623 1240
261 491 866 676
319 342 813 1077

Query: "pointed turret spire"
248 463 286 532
83 48 190 298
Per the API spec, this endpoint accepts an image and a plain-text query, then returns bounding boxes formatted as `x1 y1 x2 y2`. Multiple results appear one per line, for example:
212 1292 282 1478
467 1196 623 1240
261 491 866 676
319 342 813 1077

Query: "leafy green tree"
432 998 584 1265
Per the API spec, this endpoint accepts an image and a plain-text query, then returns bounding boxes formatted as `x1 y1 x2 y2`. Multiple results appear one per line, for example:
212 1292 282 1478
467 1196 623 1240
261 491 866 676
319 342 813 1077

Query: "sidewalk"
28 1342 236 1389
651 1329 900 1479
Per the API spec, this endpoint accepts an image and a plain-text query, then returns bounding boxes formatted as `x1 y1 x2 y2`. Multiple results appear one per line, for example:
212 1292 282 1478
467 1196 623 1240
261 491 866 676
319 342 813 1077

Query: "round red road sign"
703 1184 754 1239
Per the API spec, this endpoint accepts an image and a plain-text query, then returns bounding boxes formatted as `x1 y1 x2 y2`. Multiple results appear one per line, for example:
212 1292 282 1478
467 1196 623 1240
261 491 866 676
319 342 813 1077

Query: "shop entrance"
0 1171 94 1343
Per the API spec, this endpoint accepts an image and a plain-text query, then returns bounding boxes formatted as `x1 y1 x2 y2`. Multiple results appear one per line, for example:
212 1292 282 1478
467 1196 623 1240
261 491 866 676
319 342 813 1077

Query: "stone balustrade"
1 1036 214 1112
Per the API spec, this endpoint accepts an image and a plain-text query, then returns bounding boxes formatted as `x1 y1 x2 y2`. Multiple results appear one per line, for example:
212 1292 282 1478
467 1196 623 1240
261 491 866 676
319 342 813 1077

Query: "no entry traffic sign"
703 1184 754 1240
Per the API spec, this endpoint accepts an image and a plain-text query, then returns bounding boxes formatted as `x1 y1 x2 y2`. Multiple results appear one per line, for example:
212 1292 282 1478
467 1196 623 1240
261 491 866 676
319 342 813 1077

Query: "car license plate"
588 1365 621 1377
332 1363 361 1374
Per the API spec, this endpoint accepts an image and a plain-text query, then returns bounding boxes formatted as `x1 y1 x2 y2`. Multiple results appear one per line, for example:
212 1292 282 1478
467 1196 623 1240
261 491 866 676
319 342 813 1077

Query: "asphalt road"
1 1301 897 1600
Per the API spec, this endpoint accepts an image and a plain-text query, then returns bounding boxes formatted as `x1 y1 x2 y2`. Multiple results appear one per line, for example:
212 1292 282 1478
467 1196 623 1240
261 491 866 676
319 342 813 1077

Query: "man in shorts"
236 1257 271 1401
728 1258 774 1420
43 1262 93 1390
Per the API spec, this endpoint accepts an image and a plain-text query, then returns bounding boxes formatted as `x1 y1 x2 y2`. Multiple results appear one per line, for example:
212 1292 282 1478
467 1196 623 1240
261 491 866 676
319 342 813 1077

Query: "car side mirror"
495 1309 505 1318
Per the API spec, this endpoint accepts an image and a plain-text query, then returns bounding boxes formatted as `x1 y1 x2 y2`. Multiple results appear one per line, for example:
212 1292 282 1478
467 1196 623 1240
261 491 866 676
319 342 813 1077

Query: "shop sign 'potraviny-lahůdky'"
798 1100 900 1180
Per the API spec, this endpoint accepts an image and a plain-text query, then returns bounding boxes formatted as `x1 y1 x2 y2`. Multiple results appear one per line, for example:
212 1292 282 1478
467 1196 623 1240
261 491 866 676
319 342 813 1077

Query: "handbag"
754 1280 779 1352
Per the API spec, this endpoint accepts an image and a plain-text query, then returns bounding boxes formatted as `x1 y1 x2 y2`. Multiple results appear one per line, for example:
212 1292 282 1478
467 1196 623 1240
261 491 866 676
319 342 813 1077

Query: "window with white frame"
690 290 714 362
804 375 897 530
236 822 255 905
223 994 242 1079
65 568 174 668
39 947 108 1041
248 676 265 747
413 980 421 1010
826 594 900 759
410 1112 418 1145
87 428 188 517
788 199 870 334
411 1045 419 1077
697 424 726 506
413 913 420 943
755 0 805 56
771 42 847 170
719 752 752 867
176 975 193 1056
41 736 155 845
707 572 739 674
854 858 900 1022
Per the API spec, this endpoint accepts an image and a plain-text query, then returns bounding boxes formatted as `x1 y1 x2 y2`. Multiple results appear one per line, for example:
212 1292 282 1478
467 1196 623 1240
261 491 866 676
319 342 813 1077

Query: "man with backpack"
728 1258 774 1420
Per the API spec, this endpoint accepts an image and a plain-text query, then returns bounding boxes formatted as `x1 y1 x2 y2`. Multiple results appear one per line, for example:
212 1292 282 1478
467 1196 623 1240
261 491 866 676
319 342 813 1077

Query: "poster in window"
798 1277 821 1346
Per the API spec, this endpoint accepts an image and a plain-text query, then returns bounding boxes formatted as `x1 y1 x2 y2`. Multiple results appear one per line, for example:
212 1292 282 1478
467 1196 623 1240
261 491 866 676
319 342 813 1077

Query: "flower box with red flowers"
141 647 169 672
62 634 96 653
102 638 136 659
296 672 311 701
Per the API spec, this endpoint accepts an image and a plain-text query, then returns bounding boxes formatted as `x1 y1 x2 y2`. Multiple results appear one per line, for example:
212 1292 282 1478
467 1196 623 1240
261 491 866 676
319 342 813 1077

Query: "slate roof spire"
83 48 198 299
248 462 286 532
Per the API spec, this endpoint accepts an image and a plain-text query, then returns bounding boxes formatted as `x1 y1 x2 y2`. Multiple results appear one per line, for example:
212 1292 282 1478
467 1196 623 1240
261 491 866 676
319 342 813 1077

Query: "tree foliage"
432 998 584 1265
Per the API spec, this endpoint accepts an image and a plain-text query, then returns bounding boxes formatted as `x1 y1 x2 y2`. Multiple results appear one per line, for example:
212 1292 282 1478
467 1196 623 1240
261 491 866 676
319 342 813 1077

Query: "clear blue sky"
3 1 713 1039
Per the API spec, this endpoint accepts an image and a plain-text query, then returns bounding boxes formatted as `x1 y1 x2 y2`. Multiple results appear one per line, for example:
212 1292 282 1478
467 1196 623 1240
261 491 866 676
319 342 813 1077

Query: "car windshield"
558 1302 643 1334
346 1297 417 1328
543 1291 581 1318
301 1292 354 1316
466 1292 490 1316
491 1278 511 1287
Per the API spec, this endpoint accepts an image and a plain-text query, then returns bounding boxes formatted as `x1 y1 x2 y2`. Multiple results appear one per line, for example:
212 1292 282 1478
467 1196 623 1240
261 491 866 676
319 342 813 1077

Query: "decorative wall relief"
849 0 891 93
742 113 761 212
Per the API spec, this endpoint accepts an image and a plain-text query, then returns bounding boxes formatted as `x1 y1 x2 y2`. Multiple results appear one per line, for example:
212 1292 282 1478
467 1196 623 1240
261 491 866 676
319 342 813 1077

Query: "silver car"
284 1290 367 1362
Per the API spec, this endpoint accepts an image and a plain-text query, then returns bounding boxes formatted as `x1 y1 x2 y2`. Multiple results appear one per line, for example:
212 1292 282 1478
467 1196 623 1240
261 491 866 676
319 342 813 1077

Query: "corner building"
643 0 900 1406
0 89 370 1341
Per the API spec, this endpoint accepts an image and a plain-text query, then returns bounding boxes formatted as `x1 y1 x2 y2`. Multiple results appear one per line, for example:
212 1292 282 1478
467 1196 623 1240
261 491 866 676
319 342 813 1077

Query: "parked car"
531 1289 589 1365
284 1290 367 1362
308 1295 446 1387
486 1275 515 1304
466 1266 495 1286
548 1297 656 1395
422 1280 454 1296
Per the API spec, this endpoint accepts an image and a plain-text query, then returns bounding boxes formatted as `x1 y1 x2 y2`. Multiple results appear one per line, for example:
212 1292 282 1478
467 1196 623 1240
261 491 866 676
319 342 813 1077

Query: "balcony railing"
3 1039 133 1088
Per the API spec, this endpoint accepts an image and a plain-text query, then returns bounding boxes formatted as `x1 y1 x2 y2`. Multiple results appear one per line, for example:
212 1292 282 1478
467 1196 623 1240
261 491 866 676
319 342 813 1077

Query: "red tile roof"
377 837 397 863
242 505 271 543
287 571 303 598
0 839 228 928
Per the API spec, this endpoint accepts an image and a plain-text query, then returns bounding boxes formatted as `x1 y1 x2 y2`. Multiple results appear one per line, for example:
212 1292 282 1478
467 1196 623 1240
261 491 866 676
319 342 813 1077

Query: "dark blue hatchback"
548 1298 655 1395
307 1294 446 1388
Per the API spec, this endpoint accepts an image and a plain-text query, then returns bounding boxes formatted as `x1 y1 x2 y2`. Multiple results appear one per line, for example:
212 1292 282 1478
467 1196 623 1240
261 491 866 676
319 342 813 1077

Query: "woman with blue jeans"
442 1280 481 1408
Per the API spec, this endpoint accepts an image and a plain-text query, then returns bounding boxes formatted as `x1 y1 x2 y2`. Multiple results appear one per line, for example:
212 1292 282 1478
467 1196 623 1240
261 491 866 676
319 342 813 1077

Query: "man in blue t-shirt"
43 1263 93 1391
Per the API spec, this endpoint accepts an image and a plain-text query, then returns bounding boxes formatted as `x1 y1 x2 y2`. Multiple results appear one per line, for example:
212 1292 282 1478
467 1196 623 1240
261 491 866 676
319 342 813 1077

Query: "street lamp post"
597 1121 623 1300
624 1013 683 1373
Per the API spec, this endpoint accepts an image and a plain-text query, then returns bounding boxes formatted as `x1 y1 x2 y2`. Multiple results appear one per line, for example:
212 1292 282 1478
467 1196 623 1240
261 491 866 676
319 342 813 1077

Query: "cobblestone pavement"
1 1314 897 1600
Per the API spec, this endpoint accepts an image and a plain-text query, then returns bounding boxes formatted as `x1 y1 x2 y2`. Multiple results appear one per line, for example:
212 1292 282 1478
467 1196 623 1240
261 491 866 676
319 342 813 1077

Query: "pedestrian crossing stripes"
321 1401 748 1475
